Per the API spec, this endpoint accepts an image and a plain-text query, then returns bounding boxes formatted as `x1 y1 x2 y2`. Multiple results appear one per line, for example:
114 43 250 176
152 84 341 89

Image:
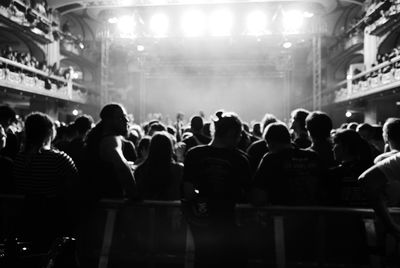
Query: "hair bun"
215 110 224 120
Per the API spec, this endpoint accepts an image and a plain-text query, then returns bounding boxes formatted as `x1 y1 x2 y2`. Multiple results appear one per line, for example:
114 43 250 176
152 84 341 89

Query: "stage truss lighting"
209 9 233 37
246 11 267 36
182 10 206 37
150 13 169 37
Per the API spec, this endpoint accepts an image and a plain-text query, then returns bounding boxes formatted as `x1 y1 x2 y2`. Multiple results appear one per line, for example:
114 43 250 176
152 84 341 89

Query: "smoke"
144 72 285 123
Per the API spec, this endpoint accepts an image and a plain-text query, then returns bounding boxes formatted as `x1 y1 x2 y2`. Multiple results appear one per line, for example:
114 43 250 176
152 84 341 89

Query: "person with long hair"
135 132 183 200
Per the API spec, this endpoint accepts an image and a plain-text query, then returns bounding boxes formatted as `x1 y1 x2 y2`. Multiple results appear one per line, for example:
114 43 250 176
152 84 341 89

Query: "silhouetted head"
261 113 278 133
306 111 332 141
212 112 242 148
147 132 174 164
24 112 55 150
333 129 372 165
0 105 16 127
264 123 291 152
190 116 204 133
100 103 129 136
73 114 94 136
290 108 309 133
383 118 400 149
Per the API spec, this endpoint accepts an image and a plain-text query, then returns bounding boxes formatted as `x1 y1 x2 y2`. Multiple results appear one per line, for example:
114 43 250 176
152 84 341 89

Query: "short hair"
356 123 373 132
306 111 332 140
291 108 310 130
264 123 291 145
383 118 400 145
99 103 124 121
73 115 94 135
190 116 203 132
333 129 367 157
0 105 16 125
347 122 358 131
261 113 278 132
24 112 54 149
213 112 242 138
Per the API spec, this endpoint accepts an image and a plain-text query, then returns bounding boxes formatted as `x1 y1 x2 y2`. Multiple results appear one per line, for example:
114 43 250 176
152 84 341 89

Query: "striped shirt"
14 149 78 196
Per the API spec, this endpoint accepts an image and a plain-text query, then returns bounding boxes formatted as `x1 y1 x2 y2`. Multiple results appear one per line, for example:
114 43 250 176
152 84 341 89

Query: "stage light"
150 13 169 37
283 41 292 48
246 11 267 36
72 109 79 116
108 17 118 24
117 15 136 35
345 111 352 118
209 9 233 37
303 11 314 18
182 10 206 37
283 10 304 33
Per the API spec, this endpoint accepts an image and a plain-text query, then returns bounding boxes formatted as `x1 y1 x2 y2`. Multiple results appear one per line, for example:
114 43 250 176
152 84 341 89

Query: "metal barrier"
1 195 400 268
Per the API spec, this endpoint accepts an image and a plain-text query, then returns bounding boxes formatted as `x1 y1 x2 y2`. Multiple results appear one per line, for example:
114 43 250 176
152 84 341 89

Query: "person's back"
253 123 322 206
246 113 278 173
135 132 182 200
305 111 335 168
254 146 321 205
182 112 250 268
328 129 373 206
184 145 250 219
13 112 78 251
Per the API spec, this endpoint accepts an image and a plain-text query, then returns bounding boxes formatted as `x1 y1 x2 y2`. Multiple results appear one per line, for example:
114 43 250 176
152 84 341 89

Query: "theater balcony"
0 0 58 44
332 55 400 104
0 57 92 104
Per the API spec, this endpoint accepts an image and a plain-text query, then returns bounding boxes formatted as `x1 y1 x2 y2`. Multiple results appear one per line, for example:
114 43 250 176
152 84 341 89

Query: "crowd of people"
1 104 400 266
0 45 73 80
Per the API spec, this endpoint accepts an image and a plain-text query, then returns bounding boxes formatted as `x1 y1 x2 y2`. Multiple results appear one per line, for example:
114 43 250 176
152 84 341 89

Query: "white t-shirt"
376 152 400 205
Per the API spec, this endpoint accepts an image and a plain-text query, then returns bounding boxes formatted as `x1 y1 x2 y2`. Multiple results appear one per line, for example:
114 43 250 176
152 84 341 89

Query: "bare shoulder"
100 135 122 149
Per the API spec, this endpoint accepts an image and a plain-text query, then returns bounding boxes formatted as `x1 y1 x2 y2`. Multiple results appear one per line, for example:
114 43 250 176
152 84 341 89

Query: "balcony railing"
333 55 400 103
1 195 399 268
0 57 89 104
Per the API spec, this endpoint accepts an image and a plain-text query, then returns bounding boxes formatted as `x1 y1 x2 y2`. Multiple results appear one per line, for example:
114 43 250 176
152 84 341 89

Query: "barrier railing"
1 195 400 268
0 57 89 103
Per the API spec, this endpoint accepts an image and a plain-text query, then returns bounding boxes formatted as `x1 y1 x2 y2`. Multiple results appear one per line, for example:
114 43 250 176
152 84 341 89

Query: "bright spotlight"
303 11 314 18
137 45 145 52
182 10 206 37
150 13 169 37
283 41 292 48
108 17 118 24
209 9 233 37
345 111 352 118
283 10 304 33
117 15 135 35
246 11 267 36
72 109 79 116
